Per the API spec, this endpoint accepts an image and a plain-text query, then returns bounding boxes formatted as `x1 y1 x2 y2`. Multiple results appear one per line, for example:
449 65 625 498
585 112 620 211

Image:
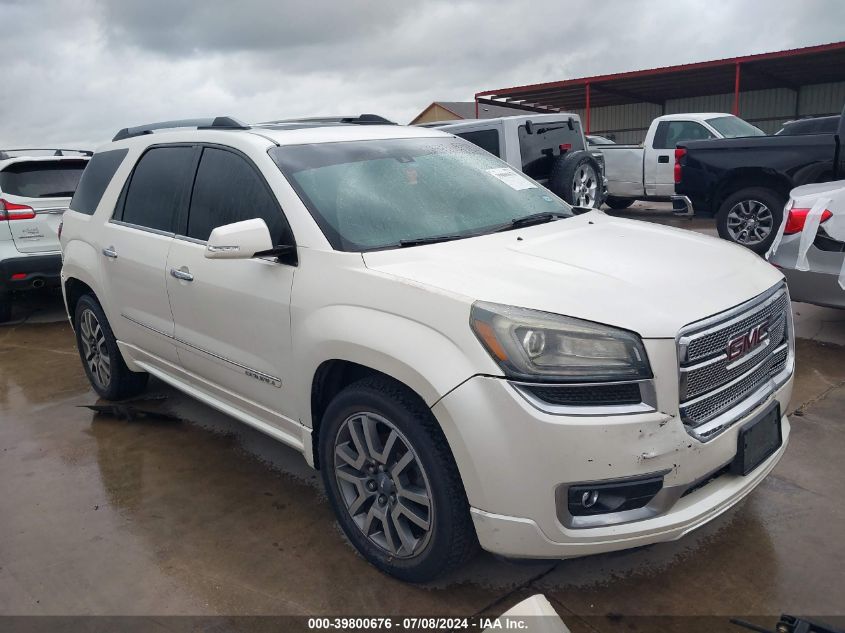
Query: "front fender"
292 304 496 427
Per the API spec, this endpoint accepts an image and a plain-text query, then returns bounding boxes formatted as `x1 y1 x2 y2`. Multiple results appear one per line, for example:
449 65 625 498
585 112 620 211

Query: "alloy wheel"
572 164 598 207
726 199 774 246
333 412 434 559
79 308 111 390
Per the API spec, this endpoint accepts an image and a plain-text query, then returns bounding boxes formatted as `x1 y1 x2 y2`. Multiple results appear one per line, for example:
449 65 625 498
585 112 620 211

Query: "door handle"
102 246 118 259
170 267 194 282
657 155 670 163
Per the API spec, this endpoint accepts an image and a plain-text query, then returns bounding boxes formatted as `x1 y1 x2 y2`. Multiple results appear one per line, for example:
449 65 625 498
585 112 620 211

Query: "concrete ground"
1 208 844 629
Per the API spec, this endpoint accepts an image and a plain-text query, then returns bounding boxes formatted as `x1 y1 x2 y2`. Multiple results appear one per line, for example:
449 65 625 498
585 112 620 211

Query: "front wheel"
319 376 477 582
716 187 785 254
74 294 149 400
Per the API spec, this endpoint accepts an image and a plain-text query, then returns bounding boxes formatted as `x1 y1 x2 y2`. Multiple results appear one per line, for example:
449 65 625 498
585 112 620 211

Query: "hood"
362 212 783 338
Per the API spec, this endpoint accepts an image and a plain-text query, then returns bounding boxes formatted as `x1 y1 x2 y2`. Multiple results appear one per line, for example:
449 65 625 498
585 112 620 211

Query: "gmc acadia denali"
60 115 795 582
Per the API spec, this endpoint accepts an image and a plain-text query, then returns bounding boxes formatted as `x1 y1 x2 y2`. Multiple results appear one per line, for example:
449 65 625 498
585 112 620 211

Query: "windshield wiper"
496 212 568 232
399 234 465 248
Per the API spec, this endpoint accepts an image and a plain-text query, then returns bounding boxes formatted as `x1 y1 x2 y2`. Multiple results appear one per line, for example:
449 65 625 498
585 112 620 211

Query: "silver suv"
0 149 90 322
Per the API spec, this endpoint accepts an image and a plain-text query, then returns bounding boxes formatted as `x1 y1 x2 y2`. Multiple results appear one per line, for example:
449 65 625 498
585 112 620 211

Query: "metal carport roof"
474 41 845 127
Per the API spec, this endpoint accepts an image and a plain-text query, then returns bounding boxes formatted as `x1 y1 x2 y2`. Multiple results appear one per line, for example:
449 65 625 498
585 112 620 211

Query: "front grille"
677 284 792 440
525 383 642 406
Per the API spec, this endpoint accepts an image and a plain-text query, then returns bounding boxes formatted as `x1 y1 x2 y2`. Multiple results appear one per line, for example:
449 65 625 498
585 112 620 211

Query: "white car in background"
768 180 845 309
0 149 90 322
595 113 765 210
61 115 793 582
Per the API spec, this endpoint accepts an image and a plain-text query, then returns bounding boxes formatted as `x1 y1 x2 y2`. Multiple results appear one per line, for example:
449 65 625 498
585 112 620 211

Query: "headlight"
470 301 651 382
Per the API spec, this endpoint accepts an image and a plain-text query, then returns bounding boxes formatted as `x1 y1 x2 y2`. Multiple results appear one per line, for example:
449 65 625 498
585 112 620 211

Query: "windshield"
705 116 765 138
0 160 87 198
270 137 573 251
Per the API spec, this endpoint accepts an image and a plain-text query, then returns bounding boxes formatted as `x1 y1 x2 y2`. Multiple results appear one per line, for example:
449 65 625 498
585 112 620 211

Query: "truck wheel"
319 376 477 582
549 151 604 209
604 196 634 210
74 294 149 400
716 187 785 254
0 293 11 323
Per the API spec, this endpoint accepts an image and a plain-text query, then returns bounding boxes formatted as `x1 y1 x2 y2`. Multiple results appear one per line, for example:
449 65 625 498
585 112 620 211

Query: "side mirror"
524 120 534 135
205 218 273 259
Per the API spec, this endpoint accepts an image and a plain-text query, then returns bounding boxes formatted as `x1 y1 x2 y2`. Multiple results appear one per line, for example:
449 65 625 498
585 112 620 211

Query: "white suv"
61 115 795 582
0 149 90 321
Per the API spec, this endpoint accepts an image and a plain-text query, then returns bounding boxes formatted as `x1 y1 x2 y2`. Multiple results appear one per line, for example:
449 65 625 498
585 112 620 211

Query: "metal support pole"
585 83 591 134
733 63 741 116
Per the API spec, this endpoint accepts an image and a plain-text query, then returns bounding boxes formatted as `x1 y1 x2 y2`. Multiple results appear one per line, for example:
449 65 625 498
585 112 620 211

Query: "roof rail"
258 114 397 126
0 148 93 157
112 116 250 142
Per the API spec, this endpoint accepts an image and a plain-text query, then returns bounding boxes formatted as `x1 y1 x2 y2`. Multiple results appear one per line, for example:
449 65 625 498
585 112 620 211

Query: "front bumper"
432 371 792 559
0 253 62 293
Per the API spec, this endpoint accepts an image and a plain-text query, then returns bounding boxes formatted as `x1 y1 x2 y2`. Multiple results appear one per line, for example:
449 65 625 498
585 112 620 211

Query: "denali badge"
726 321 770 361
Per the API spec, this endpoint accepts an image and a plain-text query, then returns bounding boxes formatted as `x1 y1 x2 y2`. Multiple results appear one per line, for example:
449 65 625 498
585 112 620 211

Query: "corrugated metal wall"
588 80 845 142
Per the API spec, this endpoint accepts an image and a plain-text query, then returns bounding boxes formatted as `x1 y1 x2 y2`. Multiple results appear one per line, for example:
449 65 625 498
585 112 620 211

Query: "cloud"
0 0 843 147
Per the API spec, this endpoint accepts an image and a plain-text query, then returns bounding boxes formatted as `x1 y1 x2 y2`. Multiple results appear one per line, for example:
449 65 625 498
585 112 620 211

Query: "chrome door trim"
121 313 282 386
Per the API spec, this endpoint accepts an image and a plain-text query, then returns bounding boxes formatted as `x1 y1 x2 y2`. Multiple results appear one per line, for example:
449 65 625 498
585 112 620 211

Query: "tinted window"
455 129 501 157
0 160 87 198
517 119 585 180
186 147 290 244
652 121 715 149
778 117 839 136
69 149 128 215
121 147 195 232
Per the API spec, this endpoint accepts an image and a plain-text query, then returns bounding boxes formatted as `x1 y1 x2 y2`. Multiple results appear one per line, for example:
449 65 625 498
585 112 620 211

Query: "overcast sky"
1 0 844 148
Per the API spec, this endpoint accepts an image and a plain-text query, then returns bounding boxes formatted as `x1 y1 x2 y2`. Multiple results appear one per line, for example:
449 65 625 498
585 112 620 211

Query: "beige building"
410 101 527 125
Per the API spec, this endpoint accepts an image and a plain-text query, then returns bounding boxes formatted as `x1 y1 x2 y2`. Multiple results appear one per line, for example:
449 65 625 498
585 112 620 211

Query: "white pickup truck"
598 113 765 209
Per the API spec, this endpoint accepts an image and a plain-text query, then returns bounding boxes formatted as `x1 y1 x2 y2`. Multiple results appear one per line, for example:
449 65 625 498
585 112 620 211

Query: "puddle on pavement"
3 320 844 615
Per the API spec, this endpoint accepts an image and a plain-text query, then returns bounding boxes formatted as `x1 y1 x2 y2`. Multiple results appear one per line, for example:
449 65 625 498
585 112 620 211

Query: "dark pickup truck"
673 104 845 254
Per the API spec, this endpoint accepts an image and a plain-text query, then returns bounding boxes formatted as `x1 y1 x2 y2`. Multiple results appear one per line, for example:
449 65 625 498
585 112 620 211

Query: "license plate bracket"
731 402 782 476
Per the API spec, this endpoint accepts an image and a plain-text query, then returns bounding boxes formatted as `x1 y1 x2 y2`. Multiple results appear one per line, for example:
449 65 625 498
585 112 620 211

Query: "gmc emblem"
726 321 770 361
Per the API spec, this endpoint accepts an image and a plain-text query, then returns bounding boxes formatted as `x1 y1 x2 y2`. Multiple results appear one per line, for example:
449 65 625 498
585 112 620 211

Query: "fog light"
568 475 664 517
581 490 599 508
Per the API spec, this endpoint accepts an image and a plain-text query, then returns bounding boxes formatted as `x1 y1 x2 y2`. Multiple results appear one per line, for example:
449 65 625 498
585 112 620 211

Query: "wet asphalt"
1 208 844 628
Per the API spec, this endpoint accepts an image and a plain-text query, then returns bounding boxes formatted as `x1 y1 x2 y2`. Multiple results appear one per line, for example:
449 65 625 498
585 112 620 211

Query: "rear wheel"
74 294 148 400
717 187 785 254
319 376 477 582
604 196 634 210
549 151 604 209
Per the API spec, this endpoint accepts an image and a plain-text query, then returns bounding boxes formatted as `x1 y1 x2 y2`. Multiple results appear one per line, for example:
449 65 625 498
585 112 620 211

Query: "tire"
0 293 11 323
604 196 634 210
74 294 149 400
549 151 604 209
319 376 477 582
716 187 785 255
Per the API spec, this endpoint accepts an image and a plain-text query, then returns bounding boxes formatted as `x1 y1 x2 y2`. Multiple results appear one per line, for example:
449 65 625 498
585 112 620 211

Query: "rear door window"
455 129 501 157
0 160 87 198
70 149 128 215
185 147 291 245
517 119 585 181
119 146 195 232
652 121 715 149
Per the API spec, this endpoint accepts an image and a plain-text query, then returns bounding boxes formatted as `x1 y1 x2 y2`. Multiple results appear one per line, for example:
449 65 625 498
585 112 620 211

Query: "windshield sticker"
486 168 536 191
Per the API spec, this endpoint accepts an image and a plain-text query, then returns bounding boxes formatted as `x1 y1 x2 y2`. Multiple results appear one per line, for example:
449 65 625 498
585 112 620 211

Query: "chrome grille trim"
677 283 794 441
